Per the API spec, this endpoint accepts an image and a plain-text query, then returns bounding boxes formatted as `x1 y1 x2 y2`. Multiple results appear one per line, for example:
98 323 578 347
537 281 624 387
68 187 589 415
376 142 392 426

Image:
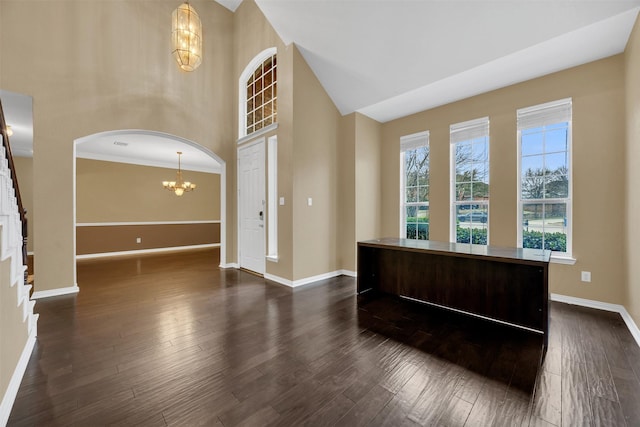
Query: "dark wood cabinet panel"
357 238 550 345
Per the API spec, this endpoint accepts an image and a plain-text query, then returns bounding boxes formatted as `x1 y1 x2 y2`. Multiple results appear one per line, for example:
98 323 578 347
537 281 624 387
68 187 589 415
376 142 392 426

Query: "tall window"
401 131 430 240
450 117 490 245
239 48 277 138
517 98 572 257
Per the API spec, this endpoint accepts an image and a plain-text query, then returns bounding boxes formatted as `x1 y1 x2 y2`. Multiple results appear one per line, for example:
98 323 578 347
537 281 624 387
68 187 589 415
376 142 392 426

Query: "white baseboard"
0 329 36 427
263 273 293 287
551 293 640 348
339 269 357 278
220 262 239 269
264 270 353 288
75 244 220 260
32 284 79 300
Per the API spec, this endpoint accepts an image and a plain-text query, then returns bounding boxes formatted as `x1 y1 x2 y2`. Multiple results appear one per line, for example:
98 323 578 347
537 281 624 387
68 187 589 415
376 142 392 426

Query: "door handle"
259 211 264 220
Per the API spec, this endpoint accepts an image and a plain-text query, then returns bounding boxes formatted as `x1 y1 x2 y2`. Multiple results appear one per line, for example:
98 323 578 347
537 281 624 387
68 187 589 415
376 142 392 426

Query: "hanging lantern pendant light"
163 151 197 196
172 1 202 71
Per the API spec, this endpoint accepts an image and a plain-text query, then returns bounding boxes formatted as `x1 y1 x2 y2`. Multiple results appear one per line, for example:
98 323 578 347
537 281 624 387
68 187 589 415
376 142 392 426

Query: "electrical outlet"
581 271 591 282
307 197 313 206
136 237 142 244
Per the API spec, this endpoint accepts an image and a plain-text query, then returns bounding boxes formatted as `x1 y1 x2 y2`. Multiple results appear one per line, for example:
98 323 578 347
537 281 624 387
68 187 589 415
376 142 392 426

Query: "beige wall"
12 156 33 253
0 1 234 292
355 114 382 245
76 159 219 222
625 17 640 324
382 56 627 305
337 112 383 273
338 114 357 271
292 46 341 280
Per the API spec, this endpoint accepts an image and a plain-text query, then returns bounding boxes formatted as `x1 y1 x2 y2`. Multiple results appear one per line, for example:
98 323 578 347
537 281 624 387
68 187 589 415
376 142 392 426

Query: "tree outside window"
520 122 570 253
401 132 430 240
450 117 490 245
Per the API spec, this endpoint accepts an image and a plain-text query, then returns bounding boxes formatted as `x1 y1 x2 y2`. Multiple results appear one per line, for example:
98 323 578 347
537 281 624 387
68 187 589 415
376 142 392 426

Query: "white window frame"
517 98 573 263
238 47 277 140
450 117 490 245
400 131 430 240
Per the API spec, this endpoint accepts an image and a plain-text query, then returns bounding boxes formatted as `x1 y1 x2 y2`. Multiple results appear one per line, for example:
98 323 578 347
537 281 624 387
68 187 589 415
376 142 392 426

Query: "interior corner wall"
233 0 294 280
292 46 341 281
0 0 234 292
355 113 383 246
11 156 33 253
338 113 357 272
382 55 627 305
625 14 640 325
337 112 383 274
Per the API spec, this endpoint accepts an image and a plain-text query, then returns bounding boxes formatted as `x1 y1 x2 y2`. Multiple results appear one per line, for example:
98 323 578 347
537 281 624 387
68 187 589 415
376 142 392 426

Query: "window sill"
551 255 576 265
237 123 278 145
266 255 279 263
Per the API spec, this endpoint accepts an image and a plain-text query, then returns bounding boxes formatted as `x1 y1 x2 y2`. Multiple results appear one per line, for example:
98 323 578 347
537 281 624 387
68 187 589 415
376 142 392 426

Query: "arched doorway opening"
73 129 226 286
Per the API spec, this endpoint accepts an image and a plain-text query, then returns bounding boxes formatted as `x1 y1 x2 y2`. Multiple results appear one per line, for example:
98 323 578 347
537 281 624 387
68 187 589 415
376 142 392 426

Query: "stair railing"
0 98 28 287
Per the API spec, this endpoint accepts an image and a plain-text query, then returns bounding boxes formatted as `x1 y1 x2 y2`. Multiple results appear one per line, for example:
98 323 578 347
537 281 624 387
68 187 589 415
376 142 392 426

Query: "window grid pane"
522 202 567 252
402 139 430 241
405 205 430 240
245 54 277 136
454 203 488 244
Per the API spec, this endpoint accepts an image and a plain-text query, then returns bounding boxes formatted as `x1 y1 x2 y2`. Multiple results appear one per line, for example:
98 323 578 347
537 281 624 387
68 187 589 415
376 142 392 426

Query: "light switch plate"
307 198 313 206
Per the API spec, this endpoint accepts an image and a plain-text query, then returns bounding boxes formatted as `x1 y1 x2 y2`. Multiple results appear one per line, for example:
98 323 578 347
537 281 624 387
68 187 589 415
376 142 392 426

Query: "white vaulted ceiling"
221 0 640 122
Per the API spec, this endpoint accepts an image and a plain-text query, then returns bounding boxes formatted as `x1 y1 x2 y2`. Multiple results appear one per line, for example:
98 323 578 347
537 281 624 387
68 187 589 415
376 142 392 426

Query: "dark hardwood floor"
8 248 640 426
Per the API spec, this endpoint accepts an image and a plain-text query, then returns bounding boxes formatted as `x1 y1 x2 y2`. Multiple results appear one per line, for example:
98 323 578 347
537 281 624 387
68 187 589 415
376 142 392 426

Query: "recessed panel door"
238 141 266 275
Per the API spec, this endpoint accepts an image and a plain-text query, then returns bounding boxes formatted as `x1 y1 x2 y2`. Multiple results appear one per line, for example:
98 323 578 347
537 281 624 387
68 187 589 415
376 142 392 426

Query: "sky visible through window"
521 123 568 200
520 122 569 253
522 123 568 174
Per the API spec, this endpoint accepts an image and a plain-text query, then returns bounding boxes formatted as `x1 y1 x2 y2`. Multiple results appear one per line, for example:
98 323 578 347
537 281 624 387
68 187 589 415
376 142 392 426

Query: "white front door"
238 141 266 275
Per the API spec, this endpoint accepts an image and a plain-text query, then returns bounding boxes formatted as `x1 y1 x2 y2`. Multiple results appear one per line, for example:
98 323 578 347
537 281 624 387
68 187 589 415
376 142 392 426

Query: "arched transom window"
241 49 277 138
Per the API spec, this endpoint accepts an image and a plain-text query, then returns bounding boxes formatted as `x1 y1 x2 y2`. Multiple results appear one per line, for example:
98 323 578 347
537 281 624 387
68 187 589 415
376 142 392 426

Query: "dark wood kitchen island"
357 238 551 346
